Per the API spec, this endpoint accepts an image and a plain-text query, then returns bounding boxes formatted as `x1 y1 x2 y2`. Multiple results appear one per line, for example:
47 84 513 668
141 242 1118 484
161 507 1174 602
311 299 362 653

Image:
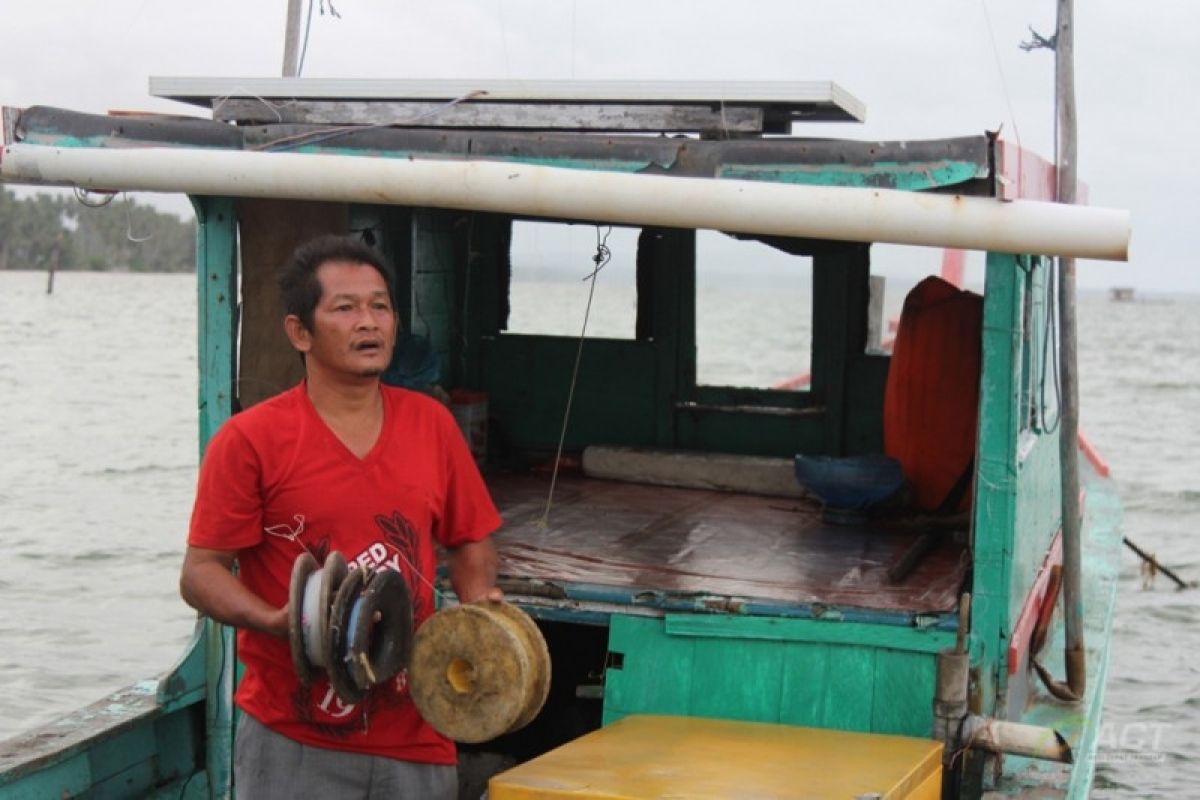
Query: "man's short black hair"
279 234 395 331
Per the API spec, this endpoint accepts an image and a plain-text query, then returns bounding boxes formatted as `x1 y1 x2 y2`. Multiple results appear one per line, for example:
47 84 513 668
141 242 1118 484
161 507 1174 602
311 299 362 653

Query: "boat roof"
147 77 865 134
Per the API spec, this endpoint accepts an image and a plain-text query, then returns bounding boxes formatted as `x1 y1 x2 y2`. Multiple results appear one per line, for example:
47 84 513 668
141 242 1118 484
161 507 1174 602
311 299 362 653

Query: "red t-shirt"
188 384 501 764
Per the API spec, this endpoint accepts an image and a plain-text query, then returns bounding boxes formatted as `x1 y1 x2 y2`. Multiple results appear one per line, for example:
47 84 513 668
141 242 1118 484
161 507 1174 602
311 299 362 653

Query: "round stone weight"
409 601 551 743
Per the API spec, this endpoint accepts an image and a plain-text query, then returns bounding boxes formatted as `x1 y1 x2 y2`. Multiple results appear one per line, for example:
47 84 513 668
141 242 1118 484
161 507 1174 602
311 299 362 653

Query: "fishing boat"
0 76 1128 799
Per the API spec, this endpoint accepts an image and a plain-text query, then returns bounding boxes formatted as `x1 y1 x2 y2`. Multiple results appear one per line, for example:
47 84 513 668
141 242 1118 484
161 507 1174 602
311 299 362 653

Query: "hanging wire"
538 225 613 528
1039 256 1063 433
978 0 1023 148
297 0 340 77
211 88 288 123
73 187 117 208
296 0 316 77
123 194 152 243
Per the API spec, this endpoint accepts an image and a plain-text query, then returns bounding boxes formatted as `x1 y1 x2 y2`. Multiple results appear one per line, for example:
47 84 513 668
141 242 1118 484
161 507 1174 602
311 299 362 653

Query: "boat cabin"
0 80 1125 800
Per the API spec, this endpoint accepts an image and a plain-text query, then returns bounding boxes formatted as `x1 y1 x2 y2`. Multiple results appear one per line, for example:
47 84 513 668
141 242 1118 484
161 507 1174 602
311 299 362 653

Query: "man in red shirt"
180 234 502 798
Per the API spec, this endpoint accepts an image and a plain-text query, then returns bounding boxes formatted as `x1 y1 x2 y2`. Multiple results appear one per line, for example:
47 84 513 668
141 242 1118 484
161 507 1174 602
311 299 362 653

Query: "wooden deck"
488 473 968 614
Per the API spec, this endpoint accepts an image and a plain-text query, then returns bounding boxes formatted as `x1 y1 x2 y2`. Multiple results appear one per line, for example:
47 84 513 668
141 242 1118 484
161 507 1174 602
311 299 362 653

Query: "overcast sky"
1 1 1195 291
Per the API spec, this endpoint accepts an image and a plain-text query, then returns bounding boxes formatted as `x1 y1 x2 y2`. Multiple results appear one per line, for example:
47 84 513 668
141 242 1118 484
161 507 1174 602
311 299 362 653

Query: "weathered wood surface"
215 99 767 133
235 198 349 409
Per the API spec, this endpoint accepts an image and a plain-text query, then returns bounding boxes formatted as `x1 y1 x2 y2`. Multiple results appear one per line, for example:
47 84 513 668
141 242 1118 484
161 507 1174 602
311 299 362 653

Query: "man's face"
288 259 397 380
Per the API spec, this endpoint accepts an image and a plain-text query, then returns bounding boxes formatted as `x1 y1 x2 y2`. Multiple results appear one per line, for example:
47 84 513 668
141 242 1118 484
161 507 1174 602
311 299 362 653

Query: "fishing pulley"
408 601 551 743
287 551 414 705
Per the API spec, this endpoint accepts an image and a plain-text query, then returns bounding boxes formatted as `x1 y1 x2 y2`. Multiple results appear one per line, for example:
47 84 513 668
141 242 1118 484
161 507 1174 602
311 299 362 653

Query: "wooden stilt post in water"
46 241 59 295
1056 0 1087 700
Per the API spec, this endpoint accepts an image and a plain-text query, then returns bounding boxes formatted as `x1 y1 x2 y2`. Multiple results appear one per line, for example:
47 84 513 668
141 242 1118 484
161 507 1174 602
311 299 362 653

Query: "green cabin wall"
972 253 1063 718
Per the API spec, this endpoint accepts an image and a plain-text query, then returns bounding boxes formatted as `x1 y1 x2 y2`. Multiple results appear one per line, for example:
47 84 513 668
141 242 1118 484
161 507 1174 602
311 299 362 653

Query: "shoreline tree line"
0 189 196 273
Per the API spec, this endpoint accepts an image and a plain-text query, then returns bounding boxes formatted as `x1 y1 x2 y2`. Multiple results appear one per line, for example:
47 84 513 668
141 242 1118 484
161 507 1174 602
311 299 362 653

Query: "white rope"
538 225 613 527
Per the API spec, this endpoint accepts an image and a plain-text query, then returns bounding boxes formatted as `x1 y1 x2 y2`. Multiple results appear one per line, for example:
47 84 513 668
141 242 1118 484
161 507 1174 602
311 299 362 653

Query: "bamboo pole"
281 0 303 77
1056 0 1087 700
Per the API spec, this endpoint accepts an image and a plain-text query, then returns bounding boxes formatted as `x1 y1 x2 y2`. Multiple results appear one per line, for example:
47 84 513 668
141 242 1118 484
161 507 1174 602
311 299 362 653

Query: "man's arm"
447 537 503 604
180 546 288 638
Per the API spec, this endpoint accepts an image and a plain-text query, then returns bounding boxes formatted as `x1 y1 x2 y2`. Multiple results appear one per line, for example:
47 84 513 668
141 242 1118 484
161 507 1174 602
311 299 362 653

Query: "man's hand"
447 538 502 604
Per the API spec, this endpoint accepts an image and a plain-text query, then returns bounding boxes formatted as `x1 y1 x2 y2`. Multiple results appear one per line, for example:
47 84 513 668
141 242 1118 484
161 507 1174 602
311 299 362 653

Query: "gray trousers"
234 713 457 800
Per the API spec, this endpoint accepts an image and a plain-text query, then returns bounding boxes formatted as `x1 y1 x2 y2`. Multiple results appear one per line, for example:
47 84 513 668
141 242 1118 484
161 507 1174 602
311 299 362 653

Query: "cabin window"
694 230 812 388
505 220 638 340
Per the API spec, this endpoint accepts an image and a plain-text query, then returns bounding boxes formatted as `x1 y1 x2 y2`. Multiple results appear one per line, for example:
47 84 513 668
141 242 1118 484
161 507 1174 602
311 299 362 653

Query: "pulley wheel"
326 565 369 705
317 552 348 662
409 601 551 743
287 552 319 685
345 568 414 691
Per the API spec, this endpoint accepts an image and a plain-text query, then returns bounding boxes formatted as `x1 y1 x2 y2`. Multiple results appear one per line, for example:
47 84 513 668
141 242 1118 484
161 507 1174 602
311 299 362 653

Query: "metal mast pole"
1056 0 1087 698
282 0 303 77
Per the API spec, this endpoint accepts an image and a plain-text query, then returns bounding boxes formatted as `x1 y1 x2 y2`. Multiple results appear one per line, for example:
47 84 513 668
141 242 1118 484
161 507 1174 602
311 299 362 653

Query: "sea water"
0 270 1196 795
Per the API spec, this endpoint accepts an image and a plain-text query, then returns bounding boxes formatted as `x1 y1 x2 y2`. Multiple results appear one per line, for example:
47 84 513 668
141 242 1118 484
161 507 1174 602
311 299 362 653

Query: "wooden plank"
871 650 935 737
664 614 955 655
215 99 766 133
809 244 870 456
603 616 696 725
87 724 155 784
971 250 1024 716
688 638 784 723
235 199 349 408
151 77 866 122
822 645 876 732
648 228 694 448
0 754 90 799
483 335 657 451
194 196 241 800
778 644 830 727
194 197 238 447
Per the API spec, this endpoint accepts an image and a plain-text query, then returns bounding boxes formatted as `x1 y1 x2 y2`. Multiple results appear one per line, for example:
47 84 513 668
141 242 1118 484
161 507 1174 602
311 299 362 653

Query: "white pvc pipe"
0 143 1130 261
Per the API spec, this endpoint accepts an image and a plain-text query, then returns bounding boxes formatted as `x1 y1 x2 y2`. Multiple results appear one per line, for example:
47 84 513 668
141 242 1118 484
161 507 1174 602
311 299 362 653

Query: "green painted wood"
809 244 870 456
0 680 201 800
457 213 508 389
158 621 206 713
193 196 237 451
88 724 155 785
718 159 987 191
778 644 831 727
91 760 157 800
606 615 939 737
603 615 696 725
688 637 785 723
1010 433 1062 626
0 755 90 800
664 614 955 654
821 645 876 732
192 195 239 800
650 228 695 448
1008 257 1064 629
152 710 203 785
871 650 935 737
673 407 826 458
972 251 1023 717
482 335 657 452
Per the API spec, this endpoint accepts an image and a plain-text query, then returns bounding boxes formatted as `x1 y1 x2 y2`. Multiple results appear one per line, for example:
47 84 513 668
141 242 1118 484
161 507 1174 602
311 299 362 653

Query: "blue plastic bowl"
792 454 906 510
